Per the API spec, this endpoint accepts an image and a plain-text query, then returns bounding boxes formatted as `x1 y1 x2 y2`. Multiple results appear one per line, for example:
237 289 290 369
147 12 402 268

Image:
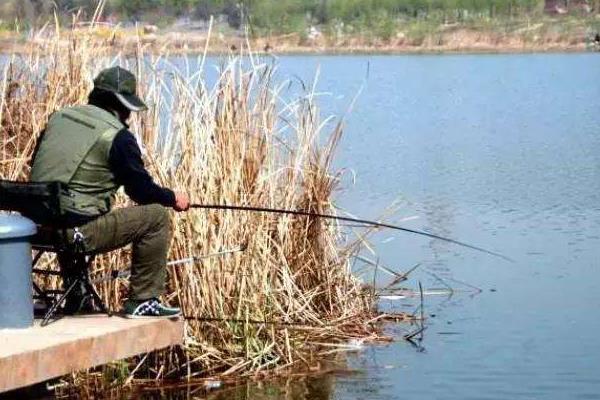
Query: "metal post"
0 214 36 329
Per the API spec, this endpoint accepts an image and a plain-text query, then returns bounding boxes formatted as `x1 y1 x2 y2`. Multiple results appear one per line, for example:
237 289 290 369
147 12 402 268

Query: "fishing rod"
190 204 513 262
91 245 247 285
166 245 246 267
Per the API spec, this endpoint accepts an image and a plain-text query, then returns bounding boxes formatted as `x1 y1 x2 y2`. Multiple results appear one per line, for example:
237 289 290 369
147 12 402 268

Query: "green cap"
93 66 148 112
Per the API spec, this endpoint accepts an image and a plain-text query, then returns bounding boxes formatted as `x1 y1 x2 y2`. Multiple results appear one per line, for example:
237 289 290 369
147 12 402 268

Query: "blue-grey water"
1 50 597 399
201 54 600 400
5 52 595 399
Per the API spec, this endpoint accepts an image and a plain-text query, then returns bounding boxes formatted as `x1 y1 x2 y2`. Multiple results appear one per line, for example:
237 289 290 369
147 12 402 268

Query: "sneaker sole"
122 312 182 320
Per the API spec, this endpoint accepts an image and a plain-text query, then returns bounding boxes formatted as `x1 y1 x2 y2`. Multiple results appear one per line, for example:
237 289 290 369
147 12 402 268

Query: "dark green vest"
31 105 124 217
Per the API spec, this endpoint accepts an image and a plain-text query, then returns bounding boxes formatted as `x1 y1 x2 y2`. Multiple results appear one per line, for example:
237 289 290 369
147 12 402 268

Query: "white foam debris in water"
204 380 222 390
347 338 365 350
379 295 406 300
398 215 420 222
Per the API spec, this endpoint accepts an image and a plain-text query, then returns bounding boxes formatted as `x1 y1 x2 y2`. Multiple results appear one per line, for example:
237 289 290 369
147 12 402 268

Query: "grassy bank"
1 13 598 55
0 17 415 396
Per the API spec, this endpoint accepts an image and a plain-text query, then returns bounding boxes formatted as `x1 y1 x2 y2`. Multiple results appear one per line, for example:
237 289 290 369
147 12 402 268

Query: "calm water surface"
2 51 597 399
198 54 600 400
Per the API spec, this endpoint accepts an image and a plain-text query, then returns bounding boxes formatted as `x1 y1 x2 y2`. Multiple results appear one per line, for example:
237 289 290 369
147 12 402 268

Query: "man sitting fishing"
30 66 189 318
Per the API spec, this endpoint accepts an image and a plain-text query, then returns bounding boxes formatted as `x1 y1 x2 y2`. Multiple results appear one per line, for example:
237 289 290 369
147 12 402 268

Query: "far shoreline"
0 27 597 57
0 42 594 57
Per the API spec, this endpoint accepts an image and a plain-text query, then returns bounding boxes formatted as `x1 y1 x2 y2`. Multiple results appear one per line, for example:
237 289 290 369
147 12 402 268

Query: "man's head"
89 66 147 123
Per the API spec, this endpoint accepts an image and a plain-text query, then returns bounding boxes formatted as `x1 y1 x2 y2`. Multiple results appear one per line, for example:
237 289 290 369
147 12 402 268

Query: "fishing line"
183 315 333 328
189 204 513 262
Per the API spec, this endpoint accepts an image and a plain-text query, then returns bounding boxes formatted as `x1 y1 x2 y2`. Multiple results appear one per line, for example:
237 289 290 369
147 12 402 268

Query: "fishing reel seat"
0 179 108 326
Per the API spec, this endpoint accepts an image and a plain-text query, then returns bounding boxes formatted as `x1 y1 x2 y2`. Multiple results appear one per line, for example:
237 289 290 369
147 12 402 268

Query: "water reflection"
134 374 337 400
207 376 335 400
423 198 457 272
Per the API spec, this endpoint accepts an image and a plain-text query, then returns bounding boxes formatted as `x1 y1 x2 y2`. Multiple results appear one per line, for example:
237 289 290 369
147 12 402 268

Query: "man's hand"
173 192 190 212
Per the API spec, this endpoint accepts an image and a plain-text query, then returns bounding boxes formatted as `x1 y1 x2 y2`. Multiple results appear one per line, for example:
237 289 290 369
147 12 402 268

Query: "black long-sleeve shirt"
109 129 175 207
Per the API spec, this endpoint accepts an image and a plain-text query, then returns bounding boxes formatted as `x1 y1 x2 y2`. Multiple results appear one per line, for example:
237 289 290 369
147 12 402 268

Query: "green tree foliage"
0 0 594 32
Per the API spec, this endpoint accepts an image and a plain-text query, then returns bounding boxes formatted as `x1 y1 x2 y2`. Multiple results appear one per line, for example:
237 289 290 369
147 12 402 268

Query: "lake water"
5 52 598 399
198 53 600 399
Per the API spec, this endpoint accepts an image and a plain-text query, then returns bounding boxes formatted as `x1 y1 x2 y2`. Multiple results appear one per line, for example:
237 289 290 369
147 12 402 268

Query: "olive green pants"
76 204 172 301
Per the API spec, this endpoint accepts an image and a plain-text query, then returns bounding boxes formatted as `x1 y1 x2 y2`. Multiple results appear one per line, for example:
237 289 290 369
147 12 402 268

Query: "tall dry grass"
0 18 383 392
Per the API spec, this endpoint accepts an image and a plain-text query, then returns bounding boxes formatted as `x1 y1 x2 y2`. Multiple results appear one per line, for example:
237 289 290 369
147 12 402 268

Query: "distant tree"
0 0 18 21
0 0 584 32
17 0 36 25
314 0 328 23
224 2 243 29
113 0 162 19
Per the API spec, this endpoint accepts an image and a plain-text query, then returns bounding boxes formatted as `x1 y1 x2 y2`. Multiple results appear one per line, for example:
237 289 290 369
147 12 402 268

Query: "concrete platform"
0 315 184 393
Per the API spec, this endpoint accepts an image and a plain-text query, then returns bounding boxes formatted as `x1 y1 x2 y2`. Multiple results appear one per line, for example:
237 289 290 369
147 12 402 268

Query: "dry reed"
0 15 385 395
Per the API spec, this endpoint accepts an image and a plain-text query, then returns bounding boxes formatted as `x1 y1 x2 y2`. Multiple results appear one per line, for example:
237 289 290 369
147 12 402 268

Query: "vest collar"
83 104 127 130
